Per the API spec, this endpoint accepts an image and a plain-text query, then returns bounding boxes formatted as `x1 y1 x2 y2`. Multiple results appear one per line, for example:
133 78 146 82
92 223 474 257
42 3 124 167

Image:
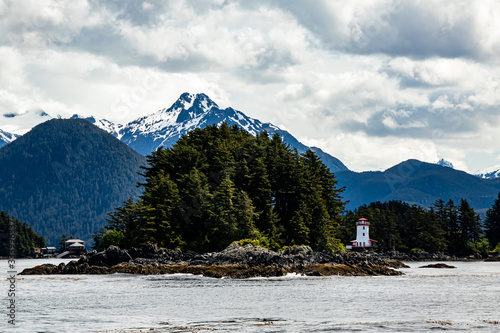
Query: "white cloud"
1 0 500 173
300 133 440 172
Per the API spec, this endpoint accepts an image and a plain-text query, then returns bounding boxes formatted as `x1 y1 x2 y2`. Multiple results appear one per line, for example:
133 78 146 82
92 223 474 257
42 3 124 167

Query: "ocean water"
2 259 500 332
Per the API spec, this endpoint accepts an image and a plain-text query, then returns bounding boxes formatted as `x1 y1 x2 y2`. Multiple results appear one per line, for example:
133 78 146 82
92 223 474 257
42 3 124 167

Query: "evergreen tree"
58 234 74 253
458 199 482 244
91 228 106 251
103 124 346 252
0 211 46 257
140 171 184 249
485 192 500 248
445 200 461 253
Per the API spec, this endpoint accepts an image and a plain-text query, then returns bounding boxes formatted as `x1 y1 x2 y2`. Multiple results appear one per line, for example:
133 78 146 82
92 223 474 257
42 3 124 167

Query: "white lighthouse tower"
346 217 377 249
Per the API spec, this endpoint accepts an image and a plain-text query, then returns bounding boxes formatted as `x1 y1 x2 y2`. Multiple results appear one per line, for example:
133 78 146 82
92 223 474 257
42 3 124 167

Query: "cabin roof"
66 239 85 243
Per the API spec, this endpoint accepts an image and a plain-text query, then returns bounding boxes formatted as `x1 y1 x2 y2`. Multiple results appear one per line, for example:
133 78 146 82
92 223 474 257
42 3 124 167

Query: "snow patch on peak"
475 165 500 179
71 114 95 122
1 109 53 135
194 93 218 111
178 92 195 110
0 128 20 148
170 92 218 113
70 114 123 139
436 158 454 169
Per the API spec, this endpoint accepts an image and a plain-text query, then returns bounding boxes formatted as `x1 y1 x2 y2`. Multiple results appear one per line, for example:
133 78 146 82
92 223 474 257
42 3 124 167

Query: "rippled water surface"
2 259 500 332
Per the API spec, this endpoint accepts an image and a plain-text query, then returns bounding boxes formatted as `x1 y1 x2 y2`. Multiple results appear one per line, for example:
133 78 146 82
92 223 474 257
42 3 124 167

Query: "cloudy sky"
1 0 500 172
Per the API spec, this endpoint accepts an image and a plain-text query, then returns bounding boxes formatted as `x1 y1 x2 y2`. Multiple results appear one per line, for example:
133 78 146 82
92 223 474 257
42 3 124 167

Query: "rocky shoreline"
20 244 408 278
378 251 493 261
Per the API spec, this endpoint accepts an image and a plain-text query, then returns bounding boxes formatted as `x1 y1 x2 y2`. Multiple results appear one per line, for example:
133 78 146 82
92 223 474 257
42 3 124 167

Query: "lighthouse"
346 217 377 249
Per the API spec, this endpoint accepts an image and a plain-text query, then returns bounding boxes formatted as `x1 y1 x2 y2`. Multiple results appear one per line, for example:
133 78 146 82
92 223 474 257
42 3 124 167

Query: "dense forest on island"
342 197 500 256
0 211 46 257
102 123 346 252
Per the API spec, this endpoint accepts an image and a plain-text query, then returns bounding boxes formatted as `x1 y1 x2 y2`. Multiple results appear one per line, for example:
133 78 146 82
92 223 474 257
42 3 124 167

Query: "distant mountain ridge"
3 93 500 180
2 112 500 247
72 92 348 173
0 119 146 246
2 93 500 216
336 159 500 212
475 165 500 179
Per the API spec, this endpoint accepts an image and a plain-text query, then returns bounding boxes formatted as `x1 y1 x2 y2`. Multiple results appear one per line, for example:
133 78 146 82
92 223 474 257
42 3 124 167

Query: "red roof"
358 217 368 221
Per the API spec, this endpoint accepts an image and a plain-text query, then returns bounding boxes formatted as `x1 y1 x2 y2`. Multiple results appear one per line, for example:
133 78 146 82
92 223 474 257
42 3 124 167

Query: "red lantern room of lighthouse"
346 217 377 250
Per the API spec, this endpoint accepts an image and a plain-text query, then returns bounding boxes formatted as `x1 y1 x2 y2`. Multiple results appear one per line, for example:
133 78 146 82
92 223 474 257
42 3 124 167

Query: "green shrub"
490 242 500 253
324 237 346 253
100 230 125 249
467 238 490 255
230 238 267 248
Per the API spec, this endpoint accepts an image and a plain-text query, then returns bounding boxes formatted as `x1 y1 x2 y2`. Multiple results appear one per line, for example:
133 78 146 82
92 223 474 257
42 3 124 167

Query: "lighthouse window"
363 226 365 230
363 233 365 236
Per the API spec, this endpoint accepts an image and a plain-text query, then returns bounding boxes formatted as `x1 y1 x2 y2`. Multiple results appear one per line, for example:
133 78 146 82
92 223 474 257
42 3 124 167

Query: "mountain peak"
170 92 219 123
436 158 454 169
70 114 122 138
71 114 96 123
170 92 218 113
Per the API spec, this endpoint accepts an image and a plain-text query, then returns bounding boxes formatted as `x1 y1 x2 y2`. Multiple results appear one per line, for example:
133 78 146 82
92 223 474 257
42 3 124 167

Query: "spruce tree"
104 123 346 252
485 192 500 248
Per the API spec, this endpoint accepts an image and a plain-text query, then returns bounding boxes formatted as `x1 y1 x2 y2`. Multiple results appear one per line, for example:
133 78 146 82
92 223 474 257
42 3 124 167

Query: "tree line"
342 195 500 256
98 123 346 252
0 211 46 257
97 123 500 255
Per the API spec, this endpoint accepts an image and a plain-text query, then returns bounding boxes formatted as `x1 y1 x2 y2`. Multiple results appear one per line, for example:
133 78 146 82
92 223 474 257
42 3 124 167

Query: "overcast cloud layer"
1 0 500 172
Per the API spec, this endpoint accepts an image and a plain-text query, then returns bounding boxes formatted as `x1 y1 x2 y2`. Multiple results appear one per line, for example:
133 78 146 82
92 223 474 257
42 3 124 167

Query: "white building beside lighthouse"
346 217 377 249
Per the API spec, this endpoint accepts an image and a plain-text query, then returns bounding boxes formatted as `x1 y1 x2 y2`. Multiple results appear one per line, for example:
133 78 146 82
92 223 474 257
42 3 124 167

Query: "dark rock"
140 243 158 258
61 260 80 274
77 263 90 272
19 264 58 275
77 255 88 265
58 262 66 272
127 246 142 259
20 243 410 278
284 246 313 256
106 245 132 265
88 251 108 267
419 263 456 269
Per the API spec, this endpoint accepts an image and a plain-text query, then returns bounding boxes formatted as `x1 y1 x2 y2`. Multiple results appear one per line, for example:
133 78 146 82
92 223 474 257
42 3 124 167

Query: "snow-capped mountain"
1 109 55 135
70 114 123 139
0 129 19 149
475 165 500 179
1 93 349 172
436 158 454 169
120 93 348 172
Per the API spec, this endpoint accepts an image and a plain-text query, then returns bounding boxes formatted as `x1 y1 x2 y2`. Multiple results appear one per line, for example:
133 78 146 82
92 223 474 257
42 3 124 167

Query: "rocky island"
20 244 408 278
